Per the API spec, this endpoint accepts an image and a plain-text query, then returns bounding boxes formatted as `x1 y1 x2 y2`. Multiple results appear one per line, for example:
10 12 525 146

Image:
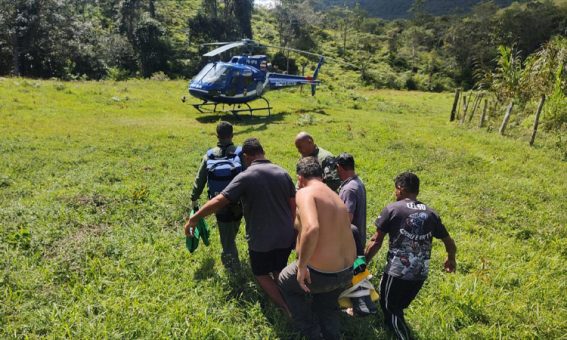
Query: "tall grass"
0 78 565 338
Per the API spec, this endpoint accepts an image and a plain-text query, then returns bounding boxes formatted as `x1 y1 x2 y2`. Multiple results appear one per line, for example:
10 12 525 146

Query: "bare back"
296 180 356 272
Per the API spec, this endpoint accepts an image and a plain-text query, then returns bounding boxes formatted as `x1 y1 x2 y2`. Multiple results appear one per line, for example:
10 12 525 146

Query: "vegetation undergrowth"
0 78 565 338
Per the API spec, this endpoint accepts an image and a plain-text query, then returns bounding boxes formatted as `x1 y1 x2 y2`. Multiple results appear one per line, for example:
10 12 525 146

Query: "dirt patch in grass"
45 223 109 267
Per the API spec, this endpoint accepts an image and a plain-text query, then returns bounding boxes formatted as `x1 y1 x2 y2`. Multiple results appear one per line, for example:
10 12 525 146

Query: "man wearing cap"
185 138 296 315
190 121 243 272
336 153 367 255
294 132 341 192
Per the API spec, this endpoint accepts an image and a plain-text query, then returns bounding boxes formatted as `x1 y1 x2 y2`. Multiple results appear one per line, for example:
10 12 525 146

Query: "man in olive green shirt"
191 121 243 272
294 131 341 192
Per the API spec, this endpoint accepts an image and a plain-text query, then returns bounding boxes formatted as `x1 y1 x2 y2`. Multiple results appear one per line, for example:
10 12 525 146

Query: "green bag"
352 256 367 275
185 209 210 253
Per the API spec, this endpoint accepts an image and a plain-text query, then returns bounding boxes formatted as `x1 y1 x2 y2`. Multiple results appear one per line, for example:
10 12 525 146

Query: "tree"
495 1 567 60
134 14 170 77
521 36 567 129
443 1 499 88
234 0 253 38
188 0 253 44
492 45 523 103
0 0 74 77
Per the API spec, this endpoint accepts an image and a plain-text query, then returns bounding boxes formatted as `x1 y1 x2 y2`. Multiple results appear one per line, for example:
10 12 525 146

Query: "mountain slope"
316 0 523 18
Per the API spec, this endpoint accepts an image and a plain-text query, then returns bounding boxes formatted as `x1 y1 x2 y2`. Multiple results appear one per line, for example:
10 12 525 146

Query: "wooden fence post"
468 93 483 123
458 95 466 121
450 88 460 121
529 95 546 146
479 98 488 128
499 101 514 135
460 94 469 124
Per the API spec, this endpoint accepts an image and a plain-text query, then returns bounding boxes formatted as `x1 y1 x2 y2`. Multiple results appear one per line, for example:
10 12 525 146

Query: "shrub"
106 67 130 81
150 71 170 81
405 75 418 90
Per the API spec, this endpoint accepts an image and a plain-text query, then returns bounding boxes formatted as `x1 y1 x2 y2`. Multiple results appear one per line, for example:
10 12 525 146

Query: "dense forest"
314 0 520 18
0 0 565 127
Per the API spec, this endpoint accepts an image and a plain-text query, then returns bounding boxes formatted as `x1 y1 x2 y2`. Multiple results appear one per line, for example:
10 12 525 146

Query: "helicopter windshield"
195 63 230 84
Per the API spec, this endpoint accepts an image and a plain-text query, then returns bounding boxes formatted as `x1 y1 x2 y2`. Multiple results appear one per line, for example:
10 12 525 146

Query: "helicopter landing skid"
192 97 272 118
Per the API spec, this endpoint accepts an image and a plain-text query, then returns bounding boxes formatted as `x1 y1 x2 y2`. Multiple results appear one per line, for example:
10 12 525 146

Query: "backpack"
206 146 243 199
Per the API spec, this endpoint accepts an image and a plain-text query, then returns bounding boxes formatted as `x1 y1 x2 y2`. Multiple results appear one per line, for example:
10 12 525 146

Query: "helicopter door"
242 70 255 96
227 71 241 97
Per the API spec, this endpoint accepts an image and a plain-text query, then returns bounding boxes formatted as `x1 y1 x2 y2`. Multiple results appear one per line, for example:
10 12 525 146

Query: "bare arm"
289 197 296 226
184 194 230 236
348 213 354 223
442 236 457 273
364 229 386 263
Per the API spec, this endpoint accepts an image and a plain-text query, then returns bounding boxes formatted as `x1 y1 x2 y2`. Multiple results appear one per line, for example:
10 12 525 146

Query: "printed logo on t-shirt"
406 202 427 210
387 211 433 280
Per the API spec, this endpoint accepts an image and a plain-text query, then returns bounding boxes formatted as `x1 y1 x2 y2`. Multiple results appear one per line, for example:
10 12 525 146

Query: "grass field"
1 78 566 339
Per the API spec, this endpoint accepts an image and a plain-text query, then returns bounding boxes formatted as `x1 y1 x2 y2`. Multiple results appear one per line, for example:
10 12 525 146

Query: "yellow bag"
338 269 379 309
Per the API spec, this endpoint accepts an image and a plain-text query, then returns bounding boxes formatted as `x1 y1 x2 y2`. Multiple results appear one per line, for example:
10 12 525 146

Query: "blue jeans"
278 261 353 340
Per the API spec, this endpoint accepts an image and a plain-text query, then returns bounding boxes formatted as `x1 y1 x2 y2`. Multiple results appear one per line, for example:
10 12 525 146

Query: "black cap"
216 121 233 139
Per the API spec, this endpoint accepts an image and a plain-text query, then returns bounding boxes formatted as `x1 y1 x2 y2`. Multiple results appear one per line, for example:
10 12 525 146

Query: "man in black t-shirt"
365 172 457 340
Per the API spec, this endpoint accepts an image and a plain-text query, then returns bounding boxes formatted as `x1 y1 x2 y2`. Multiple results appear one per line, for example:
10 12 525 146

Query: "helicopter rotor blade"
201 42 232 46
200 39 359 69
203 41 247 57
201 39 260 57
261 44 322 59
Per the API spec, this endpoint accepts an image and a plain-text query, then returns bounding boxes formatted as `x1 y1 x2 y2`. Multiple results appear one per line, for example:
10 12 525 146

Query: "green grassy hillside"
315 0 517 18
1 78 565 338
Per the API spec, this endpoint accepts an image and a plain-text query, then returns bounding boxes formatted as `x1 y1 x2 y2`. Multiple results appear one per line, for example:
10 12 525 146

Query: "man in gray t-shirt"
221 154 296 253
185 138 295 316
337 153 367 255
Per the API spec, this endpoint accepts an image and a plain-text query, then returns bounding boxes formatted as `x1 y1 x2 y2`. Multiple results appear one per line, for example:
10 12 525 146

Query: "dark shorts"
249 247 292 276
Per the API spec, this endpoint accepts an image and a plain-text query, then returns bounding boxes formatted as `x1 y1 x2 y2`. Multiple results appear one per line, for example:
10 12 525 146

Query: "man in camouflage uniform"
191 121 243 272
294 131 341 192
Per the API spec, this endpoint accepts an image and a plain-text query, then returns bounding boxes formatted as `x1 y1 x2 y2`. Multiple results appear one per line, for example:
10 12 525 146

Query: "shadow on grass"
295 108 329 116
192 257 218 281
219 263 302 339
195 111 288 126
341 312 386 338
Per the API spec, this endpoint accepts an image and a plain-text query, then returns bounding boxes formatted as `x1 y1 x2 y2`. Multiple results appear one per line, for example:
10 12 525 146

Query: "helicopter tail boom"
266 56 324 94
311 57 324 96
267 74 320 90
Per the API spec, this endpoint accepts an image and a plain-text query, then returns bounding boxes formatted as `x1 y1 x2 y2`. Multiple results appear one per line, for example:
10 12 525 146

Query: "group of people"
184 121 457 340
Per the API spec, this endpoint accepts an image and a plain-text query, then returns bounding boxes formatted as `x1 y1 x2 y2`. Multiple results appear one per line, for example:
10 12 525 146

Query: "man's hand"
444 258 456 273
297 265 311 293
184 216 198 237
441 236 457 273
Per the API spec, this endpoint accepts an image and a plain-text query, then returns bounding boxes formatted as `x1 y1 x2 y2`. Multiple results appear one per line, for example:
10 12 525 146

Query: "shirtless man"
278 156 356 340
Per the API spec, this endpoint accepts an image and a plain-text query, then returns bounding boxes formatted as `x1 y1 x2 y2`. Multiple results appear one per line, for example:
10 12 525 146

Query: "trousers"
278 261 353 340
379 273 424 340
216 219 241 272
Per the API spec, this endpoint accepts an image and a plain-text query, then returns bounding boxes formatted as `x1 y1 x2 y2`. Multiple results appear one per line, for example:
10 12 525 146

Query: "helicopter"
183 39 325 117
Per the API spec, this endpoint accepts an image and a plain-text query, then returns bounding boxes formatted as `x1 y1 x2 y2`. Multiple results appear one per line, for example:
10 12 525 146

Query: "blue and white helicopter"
183 39 325 117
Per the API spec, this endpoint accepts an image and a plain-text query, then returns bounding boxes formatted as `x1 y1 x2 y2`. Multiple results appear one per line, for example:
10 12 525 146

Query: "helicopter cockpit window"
193 63 214 82
200 64 230 85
